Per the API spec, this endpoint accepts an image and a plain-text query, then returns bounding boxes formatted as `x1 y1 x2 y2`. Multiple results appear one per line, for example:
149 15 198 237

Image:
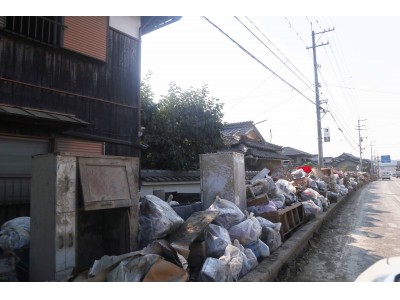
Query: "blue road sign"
381 155 391 163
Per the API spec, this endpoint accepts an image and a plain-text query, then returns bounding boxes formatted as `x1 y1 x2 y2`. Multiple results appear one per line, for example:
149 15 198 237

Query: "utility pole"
370 141 375 174
307 26 334 168
356 119 367 172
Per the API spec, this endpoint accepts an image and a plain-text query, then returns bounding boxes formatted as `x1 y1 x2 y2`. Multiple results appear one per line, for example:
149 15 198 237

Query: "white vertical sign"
323 128 330 142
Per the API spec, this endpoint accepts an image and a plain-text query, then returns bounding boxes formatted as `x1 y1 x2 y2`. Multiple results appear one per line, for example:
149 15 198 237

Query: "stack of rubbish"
80 195 282 282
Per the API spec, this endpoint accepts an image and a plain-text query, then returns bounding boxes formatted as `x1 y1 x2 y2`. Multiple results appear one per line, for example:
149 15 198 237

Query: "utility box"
30 153 139 282
200 152 246 212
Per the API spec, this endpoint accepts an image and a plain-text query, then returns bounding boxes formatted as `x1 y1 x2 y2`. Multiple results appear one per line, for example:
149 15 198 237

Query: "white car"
381 171 391 180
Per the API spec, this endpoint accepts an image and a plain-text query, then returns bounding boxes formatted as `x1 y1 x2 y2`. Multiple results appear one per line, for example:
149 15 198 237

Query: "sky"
141 14 400 162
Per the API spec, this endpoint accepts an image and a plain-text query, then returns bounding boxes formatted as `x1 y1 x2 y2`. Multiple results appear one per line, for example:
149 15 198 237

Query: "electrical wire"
201 16 316 106
244 17 315 88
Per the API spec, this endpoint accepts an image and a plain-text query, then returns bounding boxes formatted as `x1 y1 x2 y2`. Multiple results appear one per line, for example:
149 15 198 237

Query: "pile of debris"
71 194 282 282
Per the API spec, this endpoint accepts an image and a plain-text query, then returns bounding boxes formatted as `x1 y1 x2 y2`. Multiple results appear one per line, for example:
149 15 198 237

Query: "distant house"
221 121 290 172
333 152 370 172
282 146 313 167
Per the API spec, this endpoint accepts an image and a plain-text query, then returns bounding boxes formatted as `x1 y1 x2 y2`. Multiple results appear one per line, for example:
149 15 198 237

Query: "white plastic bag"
207 196 245 229
219 243 243 281
233 240 258 278
228 212 261 245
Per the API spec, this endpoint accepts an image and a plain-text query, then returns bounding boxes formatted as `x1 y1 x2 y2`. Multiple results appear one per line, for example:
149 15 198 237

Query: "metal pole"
358 119 362 171
311 30 324 167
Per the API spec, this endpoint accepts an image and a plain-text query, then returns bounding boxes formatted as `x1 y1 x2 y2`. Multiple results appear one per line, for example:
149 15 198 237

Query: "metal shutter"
63 16 107 61
54 137 104 155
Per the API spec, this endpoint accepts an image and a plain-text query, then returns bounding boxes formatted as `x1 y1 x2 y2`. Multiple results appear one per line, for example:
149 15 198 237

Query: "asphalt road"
277 178 400 282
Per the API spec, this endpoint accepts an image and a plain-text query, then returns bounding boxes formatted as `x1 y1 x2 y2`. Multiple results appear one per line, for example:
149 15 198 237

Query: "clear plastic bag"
300 188 321 202
228 212 262 245
256 216 282 231
233 240 258 278
207 196 245 229
247 201 277 216
259 226 282 253
106 254 162 282
219 243 243 282
204 224 232 258
0 216 30 251
251 177 277 196
199 257 229 282
139 195 184 245
275 179 297 205
244 239 270 259
302 200 322 219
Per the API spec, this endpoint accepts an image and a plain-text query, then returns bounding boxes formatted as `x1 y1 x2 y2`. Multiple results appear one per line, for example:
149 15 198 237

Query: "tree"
140 77 225 170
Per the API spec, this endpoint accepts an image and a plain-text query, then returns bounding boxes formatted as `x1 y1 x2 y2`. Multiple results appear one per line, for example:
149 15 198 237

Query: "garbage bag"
247 201 277 216
275 179 297 205
207 196 245 229
256 216 282 232
300 188 321 202
233 239 258 278
219 242 243 282
271 199 285 209
204 224 232 258
327 191 338 203
244 239 270 260
199 257 229 282
0 216 30 251
259 226 282 253
316 180 328 192
308 178 319 192
291 169 307 180
138 195 184 247
250 178 277 196
107 254 162 282
318 196 329 211
302 200 322 219
228 212 261 245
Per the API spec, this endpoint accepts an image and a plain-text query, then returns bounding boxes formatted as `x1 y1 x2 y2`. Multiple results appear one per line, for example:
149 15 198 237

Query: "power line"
325 83 400 95
327 110 359 152
244 16 315 88
285 16 310 52
252 85 313 120
201 16 316 106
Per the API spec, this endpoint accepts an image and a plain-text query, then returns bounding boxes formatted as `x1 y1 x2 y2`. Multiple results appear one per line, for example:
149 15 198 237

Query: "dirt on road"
275 180 400 282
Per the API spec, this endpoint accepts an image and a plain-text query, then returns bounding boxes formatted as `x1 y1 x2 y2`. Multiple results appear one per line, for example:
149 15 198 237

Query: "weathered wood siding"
0 24 140 157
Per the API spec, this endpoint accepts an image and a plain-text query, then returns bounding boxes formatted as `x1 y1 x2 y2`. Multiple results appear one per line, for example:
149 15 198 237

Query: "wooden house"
0 16 180 224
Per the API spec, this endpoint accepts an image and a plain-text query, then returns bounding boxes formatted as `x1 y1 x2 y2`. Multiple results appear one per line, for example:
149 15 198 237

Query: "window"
5 16 63 46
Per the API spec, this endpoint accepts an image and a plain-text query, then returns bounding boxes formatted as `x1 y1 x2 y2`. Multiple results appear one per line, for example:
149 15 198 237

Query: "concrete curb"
240 184 368 282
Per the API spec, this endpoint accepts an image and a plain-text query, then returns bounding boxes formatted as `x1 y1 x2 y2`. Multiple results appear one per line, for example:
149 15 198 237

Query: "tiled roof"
221 121 254 146
282 146 313 157
241 136 282 152
141 169 200 182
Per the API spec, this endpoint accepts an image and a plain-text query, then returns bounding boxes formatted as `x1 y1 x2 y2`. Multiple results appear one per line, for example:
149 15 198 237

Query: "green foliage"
140 76 225 170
